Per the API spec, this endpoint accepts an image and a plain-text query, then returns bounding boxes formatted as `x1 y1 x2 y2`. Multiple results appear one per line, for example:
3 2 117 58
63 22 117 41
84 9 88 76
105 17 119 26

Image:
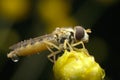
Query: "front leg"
71 41 85 49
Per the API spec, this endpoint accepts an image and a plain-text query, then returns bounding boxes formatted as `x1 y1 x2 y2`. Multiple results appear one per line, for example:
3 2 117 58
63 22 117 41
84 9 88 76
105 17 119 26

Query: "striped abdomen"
7 34 55 59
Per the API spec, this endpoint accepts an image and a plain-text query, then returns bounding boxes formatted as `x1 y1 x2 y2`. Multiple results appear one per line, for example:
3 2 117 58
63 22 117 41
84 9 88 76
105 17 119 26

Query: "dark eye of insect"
75 26 85 40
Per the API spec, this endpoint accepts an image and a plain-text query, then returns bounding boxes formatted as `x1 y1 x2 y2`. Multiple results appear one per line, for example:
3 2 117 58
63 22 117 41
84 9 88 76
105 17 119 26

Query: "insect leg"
43 40 61 63
71 41 85 49
47 50 61 63
43 40 60 50
71 41 90 55
64 39 73 51
46 45 56 62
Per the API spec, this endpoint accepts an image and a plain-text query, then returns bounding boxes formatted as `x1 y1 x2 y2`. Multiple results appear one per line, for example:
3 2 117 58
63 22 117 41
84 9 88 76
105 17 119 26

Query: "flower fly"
7 26 91 62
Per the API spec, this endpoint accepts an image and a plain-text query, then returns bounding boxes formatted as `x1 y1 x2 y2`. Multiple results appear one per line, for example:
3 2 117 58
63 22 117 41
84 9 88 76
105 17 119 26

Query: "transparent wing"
9 34 55 50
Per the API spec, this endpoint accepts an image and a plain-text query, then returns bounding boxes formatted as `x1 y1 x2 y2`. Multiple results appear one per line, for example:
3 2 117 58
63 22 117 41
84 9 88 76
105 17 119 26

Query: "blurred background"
0 0 120 80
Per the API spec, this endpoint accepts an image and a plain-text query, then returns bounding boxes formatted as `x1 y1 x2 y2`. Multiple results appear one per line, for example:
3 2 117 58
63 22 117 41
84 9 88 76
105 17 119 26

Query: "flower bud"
53 49 105 80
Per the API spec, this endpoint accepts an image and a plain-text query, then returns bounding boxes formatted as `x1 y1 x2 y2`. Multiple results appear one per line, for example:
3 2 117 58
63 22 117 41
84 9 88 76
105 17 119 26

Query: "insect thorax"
53 27 75 44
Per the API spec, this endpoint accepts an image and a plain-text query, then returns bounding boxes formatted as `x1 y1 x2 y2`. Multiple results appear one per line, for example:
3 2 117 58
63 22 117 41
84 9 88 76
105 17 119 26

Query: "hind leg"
43 41 61 63
47 48 61 63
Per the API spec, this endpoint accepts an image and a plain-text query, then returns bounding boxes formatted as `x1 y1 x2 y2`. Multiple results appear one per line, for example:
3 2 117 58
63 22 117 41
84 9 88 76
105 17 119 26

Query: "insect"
7 26 91 62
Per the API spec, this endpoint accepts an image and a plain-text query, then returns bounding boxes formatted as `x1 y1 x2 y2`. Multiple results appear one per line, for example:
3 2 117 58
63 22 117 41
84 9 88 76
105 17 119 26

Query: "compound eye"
74 26 85 40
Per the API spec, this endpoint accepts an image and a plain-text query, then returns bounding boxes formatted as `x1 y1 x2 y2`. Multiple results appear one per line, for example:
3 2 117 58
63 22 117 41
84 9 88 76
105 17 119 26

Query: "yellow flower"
53 49 105 80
